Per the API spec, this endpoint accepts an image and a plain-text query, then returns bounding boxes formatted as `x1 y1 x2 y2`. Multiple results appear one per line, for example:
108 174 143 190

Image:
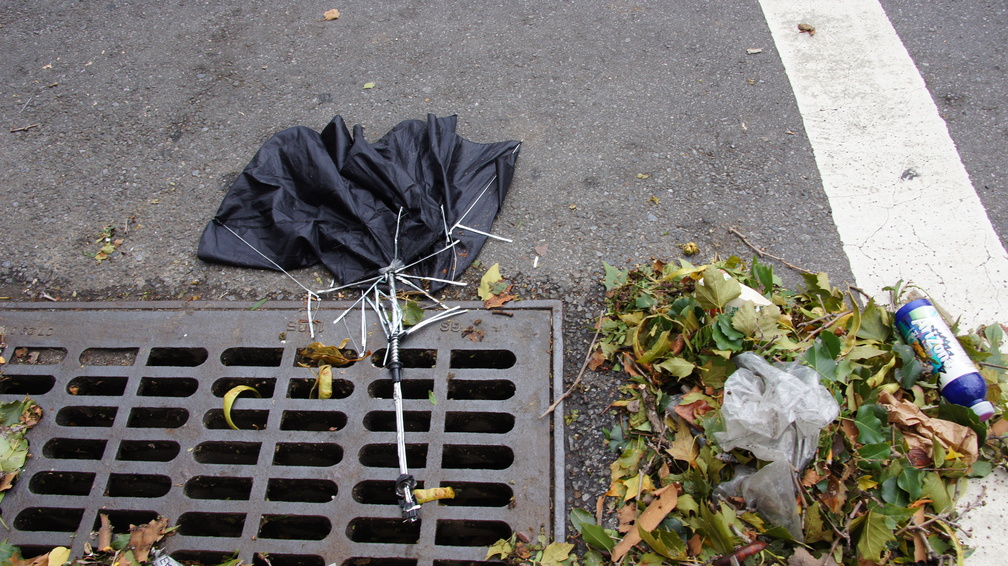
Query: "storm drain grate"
0 301 564 566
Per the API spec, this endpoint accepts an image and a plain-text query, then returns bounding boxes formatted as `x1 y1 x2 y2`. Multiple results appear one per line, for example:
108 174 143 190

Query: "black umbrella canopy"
198 114 520 290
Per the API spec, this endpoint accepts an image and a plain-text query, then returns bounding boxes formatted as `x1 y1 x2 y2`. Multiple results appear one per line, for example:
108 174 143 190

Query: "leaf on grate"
223 385 261 430
128 516 170 562
414 486 455 504
298 339 364 367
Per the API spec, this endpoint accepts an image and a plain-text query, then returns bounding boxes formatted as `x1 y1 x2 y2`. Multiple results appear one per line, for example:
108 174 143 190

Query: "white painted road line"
759 0 1008 329
759 0 1008 563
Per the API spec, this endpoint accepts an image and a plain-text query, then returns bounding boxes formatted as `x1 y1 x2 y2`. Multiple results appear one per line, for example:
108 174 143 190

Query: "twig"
979 361 1008 371
540 312 604 419
728 227 813 274
19 95 33 113
826 500 863 560
9 124 39 133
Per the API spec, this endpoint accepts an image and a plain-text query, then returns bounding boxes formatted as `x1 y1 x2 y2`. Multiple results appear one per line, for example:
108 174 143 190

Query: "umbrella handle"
389 333 421 521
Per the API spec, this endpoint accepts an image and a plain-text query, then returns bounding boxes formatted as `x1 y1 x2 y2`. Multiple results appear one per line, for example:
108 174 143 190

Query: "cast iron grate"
0 301 564 566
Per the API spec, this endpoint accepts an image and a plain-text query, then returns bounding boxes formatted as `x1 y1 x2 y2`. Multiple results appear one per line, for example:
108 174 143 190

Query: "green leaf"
858 442 892 461
402 300 425 326
695 267 741 310
582 550 605 566
897 465 922 501
855 508 897 563
570 508 596 533
803 335 839 381
855 404 888 444
938 402 987 446
969 459 993 478
750 256 779 294
730 301 759 336
893 341 924 388
579 523 616 552
637 526 686 560
655 357 695 378
857 300 892 342
603 261 628 290
803 501 833 544
427 390 437 405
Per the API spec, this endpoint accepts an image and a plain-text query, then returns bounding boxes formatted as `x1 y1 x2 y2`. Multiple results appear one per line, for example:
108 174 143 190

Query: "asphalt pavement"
1 0 1006 563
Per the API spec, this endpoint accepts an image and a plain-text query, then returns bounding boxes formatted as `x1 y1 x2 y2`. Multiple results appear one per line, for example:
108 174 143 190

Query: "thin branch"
540 312 604 419
728 227 813 274
9 124 39 133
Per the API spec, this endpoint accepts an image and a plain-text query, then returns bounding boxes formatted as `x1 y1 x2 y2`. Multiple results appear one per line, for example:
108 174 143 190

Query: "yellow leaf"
622 473 655 502
363 82 376 89
223 385 261 430
478 263 502 300
413 486 456 504
857 475 879 490
323 8 341 20
47 547 71 566
666 416 698 465
317 365 332 399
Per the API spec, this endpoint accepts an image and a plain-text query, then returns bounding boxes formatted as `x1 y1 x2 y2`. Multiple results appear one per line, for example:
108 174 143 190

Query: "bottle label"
897 304 977 388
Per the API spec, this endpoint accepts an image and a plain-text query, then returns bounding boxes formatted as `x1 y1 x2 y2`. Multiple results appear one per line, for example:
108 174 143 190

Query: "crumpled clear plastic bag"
713 460 804 541
713 352 840 469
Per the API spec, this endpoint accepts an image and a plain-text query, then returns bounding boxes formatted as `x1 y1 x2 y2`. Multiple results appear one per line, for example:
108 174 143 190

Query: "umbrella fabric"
197 114 520 290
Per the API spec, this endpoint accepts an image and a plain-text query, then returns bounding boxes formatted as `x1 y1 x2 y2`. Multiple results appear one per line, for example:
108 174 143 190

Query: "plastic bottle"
894 298 995 421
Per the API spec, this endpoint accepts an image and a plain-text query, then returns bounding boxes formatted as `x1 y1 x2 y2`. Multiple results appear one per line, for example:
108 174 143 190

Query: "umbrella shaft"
389 334 409 476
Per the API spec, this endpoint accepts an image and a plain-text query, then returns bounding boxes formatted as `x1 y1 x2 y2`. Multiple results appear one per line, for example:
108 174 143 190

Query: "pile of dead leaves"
493 256 1008 566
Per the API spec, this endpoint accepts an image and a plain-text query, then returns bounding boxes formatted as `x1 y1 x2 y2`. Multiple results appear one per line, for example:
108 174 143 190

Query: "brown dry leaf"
788 547 840 566
595 495 606 526
840 419 859 444
673 398 712 428
461 327 485 342
658 461 671 480
98 513 113 551
0 471 17 492
484 289 515 309
798 23 816 36
802 468 826 488
907 446 933 468
611 485 678 560
323 8 340 20
990 418 1008 437
515 540 532 560
820 475 848 514
879 390 979 465
911 506 928 563
129 516 169 562
587 348 606 371
617 503 638 533
669 334 686 356
687 533 703 556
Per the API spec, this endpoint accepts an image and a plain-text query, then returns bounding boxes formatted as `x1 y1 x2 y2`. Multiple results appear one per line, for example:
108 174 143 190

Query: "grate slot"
287 377 353 399
434 519 512 547
67 376 128 396
204 408 269 430
193 441 261 465
14 508 84 532
358 443 428 469
91 510 160 532
28 471 95 496
438 482 514 507
177 512 247 537
346 518 421 544
280 410 347 431
117 440 180 462
447 379 516 400
0 374 56 395
441 445 514 470
266 478 337 503
106 473 172 498
146 347 208 367
342 559 416 566
79 348 136 366
56 406 117 427
370 348 437 368
449 349 516 369
8 347 67 365
172 551 240 565
186 476 254 500
273 443 342 467
222 347 284 367
444 412 515 434
351 480 399 505
363 410 431 432
258 515 331 540
213 377 276 398
254 555 325 566
138 377 198 397
43 438 107 460
368 379 434 399
127 407 188 428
